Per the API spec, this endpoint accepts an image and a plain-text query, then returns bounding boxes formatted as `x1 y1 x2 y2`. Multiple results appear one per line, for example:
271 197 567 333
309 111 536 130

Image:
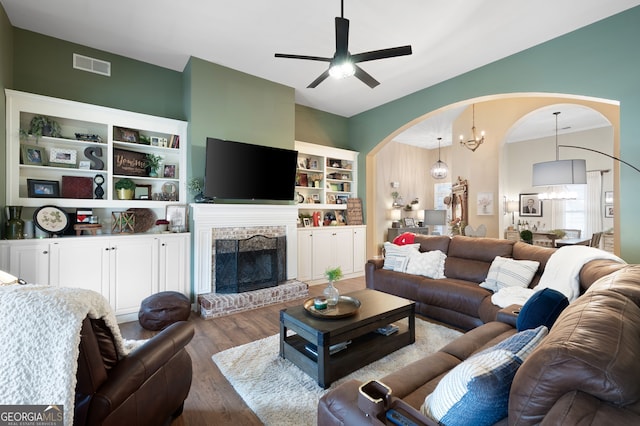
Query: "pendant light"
430 137 448 179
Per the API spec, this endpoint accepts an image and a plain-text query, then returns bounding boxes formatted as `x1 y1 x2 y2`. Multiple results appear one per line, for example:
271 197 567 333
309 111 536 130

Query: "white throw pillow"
405 250 447 279
480 256 540 292
382 242 421 272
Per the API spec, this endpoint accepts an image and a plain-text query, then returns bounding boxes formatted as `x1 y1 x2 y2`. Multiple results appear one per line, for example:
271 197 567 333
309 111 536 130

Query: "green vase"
5 206 24 240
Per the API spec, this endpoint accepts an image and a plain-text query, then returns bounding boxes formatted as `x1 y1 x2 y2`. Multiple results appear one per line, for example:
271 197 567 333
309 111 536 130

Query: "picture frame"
297 157 308 169
302 218 311 227
78 160 91 170
49 147 77 167
27 179 60 198
311 193 320 203
519 193 543 217
336 195 348 204
605 204 614 218
604 191 613 204
135 184 152 200
21 144 47 166
335 210 346 224
403 217 416 227
477 192 494 215
327 193 336 204
113 126 140 143
166 204 188 232
163 164 177 178
309 159 319 170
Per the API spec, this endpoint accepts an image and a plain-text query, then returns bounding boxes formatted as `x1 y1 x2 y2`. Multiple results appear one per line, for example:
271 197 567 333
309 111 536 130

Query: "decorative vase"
5 206 24 240
149 169 158 178
323 280 340 306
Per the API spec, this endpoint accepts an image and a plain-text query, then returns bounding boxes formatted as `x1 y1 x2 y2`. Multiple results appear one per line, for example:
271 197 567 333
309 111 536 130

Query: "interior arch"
366 93 619 257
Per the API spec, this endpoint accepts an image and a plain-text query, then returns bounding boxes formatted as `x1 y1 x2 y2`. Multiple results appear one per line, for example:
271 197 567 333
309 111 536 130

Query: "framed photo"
49 148 77 167
519 193 543 217
21 144 47 166
78 160 91 170
335 210 346 224
163 164 177 178
27 179 60 198
605 191 613 204
309 159 319 170
166 204 188 232
336 195 348 204
327 193 336 204
311 193 320 203
605 204 614 218
113 126 140 143
477 192 494 215
403 217 416 227
150 136 160 146
302 218 311 227
297 157 308 169
135 184 152 200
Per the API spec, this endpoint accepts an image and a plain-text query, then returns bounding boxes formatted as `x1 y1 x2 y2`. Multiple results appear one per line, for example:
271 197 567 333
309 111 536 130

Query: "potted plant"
28 115 62 138
520 229 533 244
145 154 163 177
323 266 343 306
115 178 136 200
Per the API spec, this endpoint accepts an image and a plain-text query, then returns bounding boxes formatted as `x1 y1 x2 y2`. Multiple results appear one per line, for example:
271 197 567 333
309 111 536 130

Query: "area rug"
212 318 462 425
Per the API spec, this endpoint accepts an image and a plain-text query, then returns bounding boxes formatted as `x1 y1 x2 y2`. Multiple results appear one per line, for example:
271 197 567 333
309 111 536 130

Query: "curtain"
585 171 603 237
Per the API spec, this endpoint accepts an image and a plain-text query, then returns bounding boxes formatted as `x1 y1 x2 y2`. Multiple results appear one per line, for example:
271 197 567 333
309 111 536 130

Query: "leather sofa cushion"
413 235 451 254
445 236 515 282
509 267 640 424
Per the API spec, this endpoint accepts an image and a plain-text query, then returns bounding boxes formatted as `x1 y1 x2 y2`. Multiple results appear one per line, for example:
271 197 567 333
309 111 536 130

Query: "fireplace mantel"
191 203 298 294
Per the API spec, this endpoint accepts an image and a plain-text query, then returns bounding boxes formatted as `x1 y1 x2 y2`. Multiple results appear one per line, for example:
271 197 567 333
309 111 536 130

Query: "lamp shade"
532 159 587 186
423 209 447 226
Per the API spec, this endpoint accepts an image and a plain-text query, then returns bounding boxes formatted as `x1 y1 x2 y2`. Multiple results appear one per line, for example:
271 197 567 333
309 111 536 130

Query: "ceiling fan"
274 0 412 88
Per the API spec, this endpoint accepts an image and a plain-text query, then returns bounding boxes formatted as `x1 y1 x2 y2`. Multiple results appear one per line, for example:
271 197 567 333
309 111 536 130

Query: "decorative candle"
314 297 328 310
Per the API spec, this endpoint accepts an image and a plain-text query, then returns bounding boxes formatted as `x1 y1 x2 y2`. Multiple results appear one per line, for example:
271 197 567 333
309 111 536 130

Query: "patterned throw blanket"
0 285 132 426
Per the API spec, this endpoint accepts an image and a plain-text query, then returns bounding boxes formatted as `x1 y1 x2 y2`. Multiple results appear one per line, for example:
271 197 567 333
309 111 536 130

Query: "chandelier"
430 137 448 179
459 104 485 152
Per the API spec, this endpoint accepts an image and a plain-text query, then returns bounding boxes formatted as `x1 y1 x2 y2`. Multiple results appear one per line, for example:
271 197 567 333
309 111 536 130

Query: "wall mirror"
451 177 468 226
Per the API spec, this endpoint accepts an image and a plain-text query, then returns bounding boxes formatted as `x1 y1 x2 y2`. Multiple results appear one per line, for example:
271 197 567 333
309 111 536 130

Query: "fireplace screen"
215 235 286 293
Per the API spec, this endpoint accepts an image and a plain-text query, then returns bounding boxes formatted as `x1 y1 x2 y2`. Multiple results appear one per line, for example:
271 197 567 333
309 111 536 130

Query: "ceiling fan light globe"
329 61 355 79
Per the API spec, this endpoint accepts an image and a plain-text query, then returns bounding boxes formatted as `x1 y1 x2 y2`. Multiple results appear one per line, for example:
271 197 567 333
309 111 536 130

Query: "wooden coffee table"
279 289 415 388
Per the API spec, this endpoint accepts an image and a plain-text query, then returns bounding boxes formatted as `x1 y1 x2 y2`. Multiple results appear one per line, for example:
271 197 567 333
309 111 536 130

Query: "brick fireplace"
191 204 308 318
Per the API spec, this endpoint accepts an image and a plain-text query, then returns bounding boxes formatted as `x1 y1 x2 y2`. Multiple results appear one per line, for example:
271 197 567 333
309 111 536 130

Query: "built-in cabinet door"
353 227 366 274
49 239 109 296
296 229 313 282
9 241 50 285
332 228 354 275
158 234 188 294
111 236 158 316
311 229 334 280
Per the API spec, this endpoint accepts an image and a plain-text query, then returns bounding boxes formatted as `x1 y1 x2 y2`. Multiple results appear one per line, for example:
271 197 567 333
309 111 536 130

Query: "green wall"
295 104 349 149
350 6 640 262
12 29 184 120
183 57 295 185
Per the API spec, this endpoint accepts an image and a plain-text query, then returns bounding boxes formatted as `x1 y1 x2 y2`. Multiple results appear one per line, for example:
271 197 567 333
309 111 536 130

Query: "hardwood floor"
119 277 366 425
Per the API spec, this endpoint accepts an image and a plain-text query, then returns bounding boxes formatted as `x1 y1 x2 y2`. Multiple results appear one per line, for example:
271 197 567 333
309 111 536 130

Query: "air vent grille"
73 53 111 77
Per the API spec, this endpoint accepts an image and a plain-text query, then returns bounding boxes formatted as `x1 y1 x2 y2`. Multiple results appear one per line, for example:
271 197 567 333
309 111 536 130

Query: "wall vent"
73 53 111 77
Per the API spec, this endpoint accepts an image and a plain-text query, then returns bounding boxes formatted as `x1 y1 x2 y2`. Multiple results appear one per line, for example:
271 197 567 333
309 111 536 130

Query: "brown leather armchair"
74 317 194 426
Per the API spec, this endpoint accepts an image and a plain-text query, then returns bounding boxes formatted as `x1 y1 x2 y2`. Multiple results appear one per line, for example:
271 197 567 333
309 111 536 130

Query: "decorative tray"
303 295 361 319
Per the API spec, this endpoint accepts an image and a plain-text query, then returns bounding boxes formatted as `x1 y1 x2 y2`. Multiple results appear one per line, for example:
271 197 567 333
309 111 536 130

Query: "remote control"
386 409 419 426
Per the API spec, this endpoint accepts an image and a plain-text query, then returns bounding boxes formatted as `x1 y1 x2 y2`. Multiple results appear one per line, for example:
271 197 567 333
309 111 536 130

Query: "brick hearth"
198 280 308 319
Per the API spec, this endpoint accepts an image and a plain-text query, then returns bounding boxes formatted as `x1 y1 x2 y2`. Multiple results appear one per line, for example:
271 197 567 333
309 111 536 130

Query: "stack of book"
305 340 351 357
376 324 399 336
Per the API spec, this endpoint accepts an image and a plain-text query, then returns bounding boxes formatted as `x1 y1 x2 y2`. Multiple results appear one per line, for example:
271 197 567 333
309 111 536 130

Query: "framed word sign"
346 198 363 225
113 148 147 176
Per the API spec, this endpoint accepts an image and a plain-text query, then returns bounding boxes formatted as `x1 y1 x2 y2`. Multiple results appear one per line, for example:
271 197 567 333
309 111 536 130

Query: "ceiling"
3 0 639 120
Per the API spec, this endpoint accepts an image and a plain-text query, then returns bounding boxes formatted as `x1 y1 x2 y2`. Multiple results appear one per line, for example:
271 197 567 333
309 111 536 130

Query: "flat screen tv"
204 138 298 201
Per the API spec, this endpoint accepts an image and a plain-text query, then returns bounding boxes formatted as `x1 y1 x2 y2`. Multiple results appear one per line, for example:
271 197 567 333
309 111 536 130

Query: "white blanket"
0 285 132 426
492 246 625 308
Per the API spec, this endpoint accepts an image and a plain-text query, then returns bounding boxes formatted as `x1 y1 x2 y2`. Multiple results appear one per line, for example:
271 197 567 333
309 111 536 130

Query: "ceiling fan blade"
307 69 331 88
351 45 412 63
275 53 332 62
335 17 349 57
354 65 380 88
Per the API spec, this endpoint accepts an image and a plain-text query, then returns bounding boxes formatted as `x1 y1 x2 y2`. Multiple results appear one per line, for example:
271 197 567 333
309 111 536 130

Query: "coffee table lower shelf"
282 323 413 388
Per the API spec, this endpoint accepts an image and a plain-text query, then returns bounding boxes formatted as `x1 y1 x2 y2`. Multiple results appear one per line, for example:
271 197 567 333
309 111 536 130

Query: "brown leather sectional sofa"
366 235 621 330
318 235 637 425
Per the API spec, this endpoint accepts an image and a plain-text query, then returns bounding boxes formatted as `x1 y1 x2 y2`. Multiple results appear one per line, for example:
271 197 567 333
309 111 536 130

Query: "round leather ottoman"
138 291 191 331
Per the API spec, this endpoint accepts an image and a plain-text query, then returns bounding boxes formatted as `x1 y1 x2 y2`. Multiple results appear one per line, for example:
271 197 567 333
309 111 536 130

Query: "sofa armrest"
541 391 640 426
496 304 521 327
365 258 384 289
93 321 194 410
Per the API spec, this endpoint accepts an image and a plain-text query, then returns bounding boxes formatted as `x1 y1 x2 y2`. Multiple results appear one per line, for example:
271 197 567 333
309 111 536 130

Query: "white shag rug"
212 318 462 425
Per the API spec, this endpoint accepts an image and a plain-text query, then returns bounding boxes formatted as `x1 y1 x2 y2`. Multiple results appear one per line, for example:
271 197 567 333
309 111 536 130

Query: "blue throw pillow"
421 325 548 426
516 288 569 332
